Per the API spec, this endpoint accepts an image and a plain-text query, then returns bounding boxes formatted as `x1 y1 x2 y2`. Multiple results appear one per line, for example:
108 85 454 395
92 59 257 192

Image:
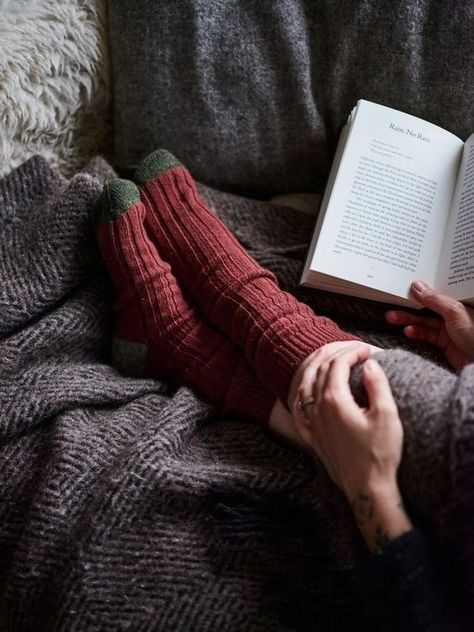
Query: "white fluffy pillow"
0 0 110 176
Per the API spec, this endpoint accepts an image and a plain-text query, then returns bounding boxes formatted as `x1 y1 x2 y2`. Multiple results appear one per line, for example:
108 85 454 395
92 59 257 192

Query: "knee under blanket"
0 156 472 630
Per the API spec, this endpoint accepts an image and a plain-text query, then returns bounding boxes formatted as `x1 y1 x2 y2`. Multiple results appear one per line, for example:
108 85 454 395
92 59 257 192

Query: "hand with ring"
291 344 411 552
297 396 315 413
292 342 402 495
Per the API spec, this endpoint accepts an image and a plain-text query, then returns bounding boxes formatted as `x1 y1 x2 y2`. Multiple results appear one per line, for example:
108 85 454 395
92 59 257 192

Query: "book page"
436 133 474 298
310 101 463 300
300 116 353 283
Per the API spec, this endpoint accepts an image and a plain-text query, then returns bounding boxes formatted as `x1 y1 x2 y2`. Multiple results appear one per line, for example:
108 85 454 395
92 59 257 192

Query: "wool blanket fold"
0 156 472 630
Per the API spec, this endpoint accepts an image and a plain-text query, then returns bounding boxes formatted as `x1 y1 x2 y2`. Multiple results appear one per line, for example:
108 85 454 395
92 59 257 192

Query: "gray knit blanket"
1 156 472 630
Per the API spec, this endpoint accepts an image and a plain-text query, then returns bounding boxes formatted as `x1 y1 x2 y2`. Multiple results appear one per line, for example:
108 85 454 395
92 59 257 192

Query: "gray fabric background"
109 0 474 197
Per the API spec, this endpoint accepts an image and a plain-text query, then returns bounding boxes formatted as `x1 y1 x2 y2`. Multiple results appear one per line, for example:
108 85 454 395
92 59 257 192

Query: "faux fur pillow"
0 0 111 176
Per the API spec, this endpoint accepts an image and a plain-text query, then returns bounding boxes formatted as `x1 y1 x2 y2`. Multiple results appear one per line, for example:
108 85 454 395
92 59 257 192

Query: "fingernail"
412 280 427 293
365 358 379 372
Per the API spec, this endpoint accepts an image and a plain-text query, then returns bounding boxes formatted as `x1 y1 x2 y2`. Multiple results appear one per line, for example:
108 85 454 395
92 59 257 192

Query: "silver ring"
297 396 315 411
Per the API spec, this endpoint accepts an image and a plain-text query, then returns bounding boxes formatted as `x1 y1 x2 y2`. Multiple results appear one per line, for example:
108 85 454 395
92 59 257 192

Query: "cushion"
108 0 474 197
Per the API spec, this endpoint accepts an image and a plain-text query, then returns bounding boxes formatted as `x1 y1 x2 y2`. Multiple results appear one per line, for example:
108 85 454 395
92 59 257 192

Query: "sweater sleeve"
347 349 474 629
354 528 467 631
350 349 457 524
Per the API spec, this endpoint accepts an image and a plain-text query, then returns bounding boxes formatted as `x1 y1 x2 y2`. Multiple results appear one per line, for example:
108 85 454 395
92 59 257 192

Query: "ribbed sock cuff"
256 322 361 406
224 365 275 425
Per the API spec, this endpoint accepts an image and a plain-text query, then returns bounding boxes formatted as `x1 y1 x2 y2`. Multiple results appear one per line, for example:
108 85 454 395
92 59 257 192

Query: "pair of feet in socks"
93 149 358 441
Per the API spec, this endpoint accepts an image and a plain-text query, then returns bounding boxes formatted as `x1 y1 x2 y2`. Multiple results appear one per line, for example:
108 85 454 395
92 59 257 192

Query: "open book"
300 100 474 307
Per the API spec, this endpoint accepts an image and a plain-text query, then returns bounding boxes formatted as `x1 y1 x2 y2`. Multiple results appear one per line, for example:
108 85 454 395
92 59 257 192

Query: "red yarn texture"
96 197 275 424
140 166 360 405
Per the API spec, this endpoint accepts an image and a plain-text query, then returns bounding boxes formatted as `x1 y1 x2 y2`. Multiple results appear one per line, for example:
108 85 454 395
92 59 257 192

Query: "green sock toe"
94 179 140 225
134 149 182 186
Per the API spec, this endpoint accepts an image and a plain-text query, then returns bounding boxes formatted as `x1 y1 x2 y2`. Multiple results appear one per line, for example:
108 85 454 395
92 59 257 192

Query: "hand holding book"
386 280 474 369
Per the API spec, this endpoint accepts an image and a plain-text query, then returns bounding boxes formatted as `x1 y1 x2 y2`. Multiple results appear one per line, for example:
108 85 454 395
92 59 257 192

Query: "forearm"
349 350 470 628
350 348 457 524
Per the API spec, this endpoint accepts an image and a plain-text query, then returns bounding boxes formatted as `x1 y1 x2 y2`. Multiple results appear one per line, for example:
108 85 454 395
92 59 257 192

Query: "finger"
312 341 372 378
315 345 372 410
322 341 372 362
385 310 443 330
308 342 371 369
294 343 369 416
314 359 331 405
362 359 397 418
294 352 323 418
410 281 465 321
322 351 370 417
292 412 313 447
328 343 373 367
403 324 442 346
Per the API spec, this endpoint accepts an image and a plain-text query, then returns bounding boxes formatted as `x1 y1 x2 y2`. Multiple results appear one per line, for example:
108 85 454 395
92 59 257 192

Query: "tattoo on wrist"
397 499 408 516
374 525 391 553
351 491 410 553
351 493 375 526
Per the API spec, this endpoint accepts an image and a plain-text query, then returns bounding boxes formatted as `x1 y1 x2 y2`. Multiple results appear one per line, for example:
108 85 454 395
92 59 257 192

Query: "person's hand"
292 346 412 551
288 340 383 410
282 341 381 452
292 346 402 500
386 280 474 370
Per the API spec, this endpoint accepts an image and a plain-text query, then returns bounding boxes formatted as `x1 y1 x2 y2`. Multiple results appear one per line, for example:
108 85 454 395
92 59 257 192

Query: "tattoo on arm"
397 499 409 517
374 524 391 554
352 494 391 552
352 493 375 526
351 492 411 553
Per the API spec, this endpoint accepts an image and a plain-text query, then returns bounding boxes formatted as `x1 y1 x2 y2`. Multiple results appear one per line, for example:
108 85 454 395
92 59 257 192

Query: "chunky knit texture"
1 156 473 630
94 179 274 423
136 150 359 405
109 1 474 197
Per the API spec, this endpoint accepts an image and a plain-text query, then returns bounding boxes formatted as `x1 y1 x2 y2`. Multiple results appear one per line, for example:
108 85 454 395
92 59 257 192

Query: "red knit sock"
93 178 275 424
134 150 360 406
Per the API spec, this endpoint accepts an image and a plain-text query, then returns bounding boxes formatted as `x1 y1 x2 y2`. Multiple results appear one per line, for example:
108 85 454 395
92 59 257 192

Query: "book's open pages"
301 100 464 307
436 133 474 302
